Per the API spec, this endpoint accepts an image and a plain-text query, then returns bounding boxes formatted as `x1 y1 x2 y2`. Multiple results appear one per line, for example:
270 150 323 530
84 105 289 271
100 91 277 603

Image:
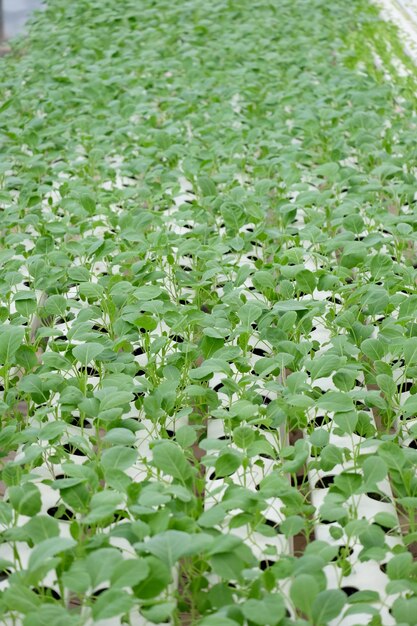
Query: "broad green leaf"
361 338 385 361
23 605 79 626
23 516 60 543
307 354 341 381
317 391 354 413
241 595 285 625
402 394 417 418
281 515 305 537
152 441 193 482
28 537 76 572
62 560 91 594
296 269 317 294
311 589 347 624
215 451 241 477
72 342 105 364
111 559 150 588
198 176 217 197
333 410 357 434
42 295 67 317
141 531 211 569
85 548 123 586
362 456 387 489
0 325 25 363
233 426 255 449
376 373 396 397
386 552 412 580
404 337 417 366
134 286 162 300
2 585 41 613
199 617 239 626
92 589 133 620
359 524 386 549
8 484 42 516
133 556 171 599
252 270 276 292
141 602 176 623
101 446 137 471
83 490 124 523
392 597 417 625
176 425 197 448
238 302 263 327
309 428 329 448
290 574 319 616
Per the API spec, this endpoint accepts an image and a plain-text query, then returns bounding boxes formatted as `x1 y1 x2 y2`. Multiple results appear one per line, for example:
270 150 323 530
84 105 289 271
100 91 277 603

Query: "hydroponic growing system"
1 0 417 625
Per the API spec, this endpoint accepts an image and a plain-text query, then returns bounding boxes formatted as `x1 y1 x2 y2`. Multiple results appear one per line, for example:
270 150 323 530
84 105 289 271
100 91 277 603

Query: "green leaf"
103 428 136 446
311 589 347 624
2 585 40 613
392 597 417 625
290 574 319 617
333 410 357 434
332 368 357 391
274 299 316 311
101 446 138 471
0 325 25 363
18 374 49 401
307 353 341 381
84 490 124 523
141 601 176 623
362 456 387 489
359 524 386 549
296 269 317 294
62 560 91 594
198 176 217 197
376 373 396 397
214 451 241 477
23 516 60 543
309 428 329 448
238 302 263 327
280 515 305 537
79 192 96 214
23 605 79 626
134 285 162 300
317 391 354 413
92 589 133 620
175 425 197 448
141 531 194 567
42 295 67 317
241 595 285 625
404 337 417 366
199 617 238 626
233 426 255 449
369 253 392 279
402 394 417 418
111 559 150 588
79 282 104 302
15 345 38 371
133 556 171 599
85 548 123 587
99 390 134 412
8 484 42 516
252 270 276 292
361 338 385 361
152 441 193 482
28 537 76 572
386 552 412 580
72 342 105 364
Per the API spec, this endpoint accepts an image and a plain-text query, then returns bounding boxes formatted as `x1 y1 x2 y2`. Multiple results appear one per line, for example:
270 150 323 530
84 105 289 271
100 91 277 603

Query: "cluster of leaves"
1 0 417 624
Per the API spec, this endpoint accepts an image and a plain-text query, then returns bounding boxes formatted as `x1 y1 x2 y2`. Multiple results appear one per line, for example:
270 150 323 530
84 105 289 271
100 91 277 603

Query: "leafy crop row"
1 0 417 624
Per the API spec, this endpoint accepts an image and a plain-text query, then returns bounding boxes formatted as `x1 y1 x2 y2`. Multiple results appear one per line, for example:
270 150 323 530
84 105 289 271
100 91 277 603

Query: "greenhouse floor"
1 0 417 625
